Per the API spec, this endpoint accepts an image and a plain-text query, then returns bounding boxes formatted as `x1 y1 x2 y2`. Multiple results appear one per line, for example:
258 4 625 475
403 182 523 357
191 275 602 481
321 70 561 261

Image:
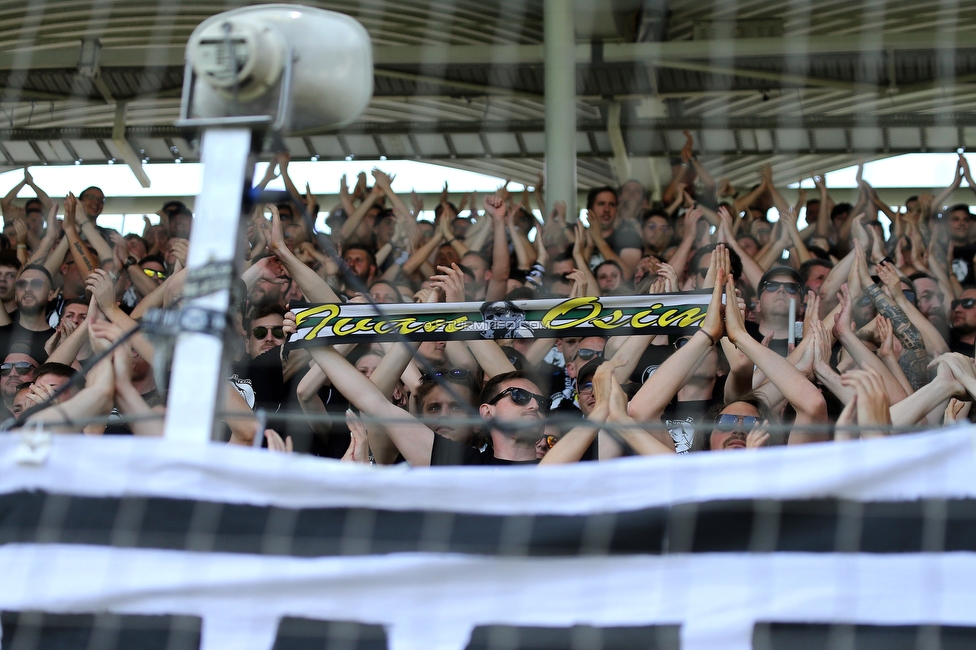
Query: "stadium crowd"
4 137 976 465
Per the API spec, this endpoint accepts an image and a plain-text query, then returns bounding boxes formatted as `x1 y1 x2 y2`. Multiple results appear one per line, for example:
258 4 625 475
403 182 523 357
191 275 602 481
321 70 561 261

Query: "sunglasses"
541 434 559 449
902 290 916 304
420 368 471 383
673 335 693 350
952 298 976 310
715 414 761 431
576 348 602 361
856 296 874 309
1 362 34 376
643 222 670 231
81 195 106 204
488 387 548 413
761 281 800 295
143 268 166 280
697 267 709 278
578 381 594 395
251 326 285 340
15 278 46 291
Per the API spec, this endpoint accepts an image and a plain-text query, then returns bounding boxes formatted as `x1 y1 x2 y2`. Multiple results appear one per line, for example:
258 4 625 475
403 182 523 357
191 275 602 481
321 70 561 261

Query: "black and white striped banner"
2 428 976 649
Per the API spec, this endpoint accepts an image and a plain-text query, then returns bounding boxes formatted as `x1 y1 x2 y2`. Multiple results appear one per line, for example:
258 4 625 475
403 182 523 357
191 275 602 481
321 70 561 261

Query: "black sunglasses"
15 278 46 291
488 387 548 412
578 381 594 395
251 326 285 340
0 361 33 377
715 414 761 431
421 368 471 383
952 298 976 310
761 281 800 295
902 290 916 305
576 348 602 361
672 335 693 350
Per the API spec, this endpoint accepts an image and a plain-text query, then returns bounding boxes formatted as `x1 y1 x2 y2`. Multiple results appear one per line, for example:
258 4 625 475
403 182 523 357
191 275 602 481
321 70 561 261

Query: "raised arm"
62 194 98 278
338 185 383 244
266 204 340 302
628 272 725 422
307 344 436 466
724 274 828 434
1 173 27 220
877 260 948 356
484 194 511 301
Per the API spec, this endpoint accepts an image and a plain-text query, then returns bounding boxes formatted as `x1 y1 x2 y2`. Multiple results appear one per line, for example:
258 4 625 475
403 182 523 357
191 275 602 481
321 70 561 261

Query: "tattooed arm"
864 283 929 390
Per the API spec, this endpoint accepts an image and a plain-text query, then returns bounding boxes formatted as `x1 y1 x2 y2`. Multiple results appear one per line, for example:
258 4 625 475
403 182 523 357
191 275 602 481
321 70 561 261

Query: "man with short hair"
0 348 37 419
585 186 643 281
78 186 106 223
1 264 56 363
908 272 947 331
799 258 834 297
949 286 976 355
640 210 673 256
160 200 193 239
617 179 647 224
29 362 83 405
341 244 376 298
949 204 976 284
247 303 287 360
0 254 21 314
460 250 491 300
748 267 805 356
550 335 606 411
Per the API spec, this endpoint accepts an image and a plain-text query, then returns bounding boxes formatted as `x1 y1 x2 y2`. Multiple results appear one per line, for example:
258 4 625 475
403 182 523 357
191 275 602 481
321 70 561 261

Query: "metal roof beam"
3 33 976 72
111 103 150 188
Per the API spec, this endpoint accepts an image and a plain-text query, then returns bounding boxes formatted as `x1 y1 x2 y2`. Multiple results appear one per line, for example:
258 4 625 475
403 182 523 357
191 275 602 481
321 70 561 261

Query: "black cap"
577 357 606 387
758 266 804 294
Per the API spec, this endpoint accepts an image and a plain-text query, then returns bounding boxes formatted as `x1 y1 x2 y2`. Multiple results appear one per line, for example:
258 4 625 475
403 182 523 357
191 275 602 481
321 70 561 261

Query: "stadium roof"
0 0 974 190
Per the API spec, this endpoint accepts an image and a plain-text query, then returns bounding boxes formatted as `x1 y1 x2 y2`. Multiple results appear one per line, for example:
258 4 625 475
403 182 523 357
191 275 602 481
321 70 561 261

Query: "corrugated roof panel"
483 133 520 155
307 136 346 159
342 135 380 158
69 140 106 161
411 134 450 156
449 133 483 156
926 126 959 150
283 138 309 157
520 132 545 154
888 127 922 150
3 141 40 163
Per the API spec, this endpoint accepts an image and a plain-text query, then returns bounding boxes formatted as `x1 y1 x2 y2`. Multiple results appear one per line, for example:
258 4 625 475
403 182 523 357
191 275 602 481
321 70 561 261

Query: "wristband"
699 329 716 346
16 244 26 249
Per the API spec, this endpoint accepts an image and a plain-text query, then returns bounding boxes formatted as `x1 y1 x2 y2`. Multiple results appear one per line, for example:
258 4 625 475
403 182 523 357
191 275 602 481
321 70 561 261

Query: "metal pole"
544 0 577 220
163 127 253 443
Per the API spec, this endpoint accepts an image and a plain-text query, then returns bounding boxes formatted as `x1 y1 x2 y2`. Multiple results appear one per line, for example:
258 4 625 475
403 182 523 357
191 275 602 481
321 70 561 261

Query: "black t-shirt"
663 397 723 454
950 331 976 357
606 224 643 255
430 435 539 466
307 385 353 459
745 320 790 357
952 243 976 286
0 322 52 364
629 341 674 385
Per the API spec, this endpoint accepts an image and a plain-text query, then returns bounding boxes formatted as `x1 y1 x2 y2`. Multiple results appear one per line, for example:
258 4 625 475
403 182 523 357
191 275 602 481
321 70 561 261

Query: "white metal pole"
163 127 253 443
544 0 577 219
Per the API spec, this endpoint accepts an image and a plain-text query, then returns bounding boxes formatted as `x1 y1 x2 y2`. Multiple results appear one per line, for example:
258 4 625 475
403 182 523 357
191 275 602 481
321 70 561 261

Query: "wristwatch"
122 256 137 270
